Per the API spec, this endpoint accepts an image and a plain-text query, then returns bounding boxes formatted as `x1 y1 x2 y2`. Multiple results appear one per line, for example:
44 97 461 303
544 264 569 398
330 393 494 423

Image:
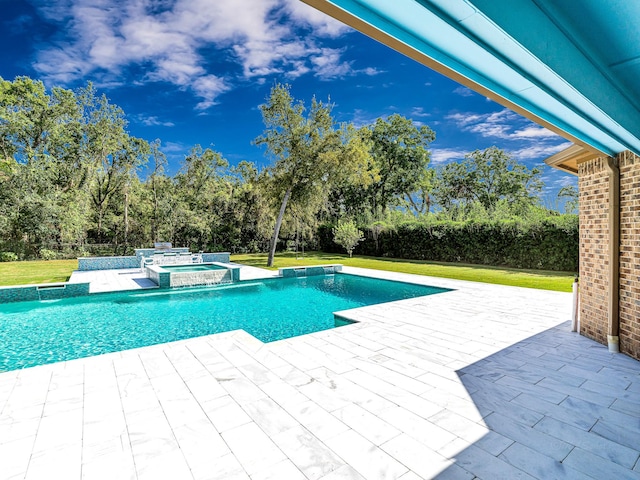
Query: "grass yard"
231 251 575 292
0 252 575 292
0 259 77 286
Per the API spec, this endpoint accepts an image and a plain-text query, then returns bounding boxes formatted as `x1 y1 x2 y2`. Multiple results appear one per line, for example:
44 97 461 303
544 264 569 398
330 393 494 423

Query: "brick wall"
578 158 609 346
578 151 640 360
618 151 640 359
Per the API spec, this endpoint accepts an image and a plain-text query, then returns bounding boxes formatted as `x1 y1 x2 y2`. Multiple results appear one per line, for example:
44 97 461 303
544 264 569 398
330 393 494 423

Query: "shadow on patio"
440 321 640 479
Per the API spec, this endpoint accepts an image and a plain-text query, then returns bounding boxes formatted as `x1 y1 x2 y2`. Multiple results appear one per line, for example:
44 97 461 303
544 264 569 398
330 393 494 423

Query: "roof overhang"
302 0 640 173
544 144 602 175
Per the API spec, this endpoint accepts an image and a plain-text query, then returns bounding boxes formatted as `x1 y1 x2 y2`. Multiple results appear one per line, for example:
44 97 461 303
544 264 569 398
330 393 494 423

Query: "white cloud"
508 141 573 159
30 0 363 109
453 86 475 97
446 108 563 142
511 126 560 139
410 107 431 118
362 67 383 76
282 0 352 37
444 108 572 163
310 48 353 80
192 74 229 110
137 115 175 127
431 148 467 164
554 175 578 188
162 141 187 153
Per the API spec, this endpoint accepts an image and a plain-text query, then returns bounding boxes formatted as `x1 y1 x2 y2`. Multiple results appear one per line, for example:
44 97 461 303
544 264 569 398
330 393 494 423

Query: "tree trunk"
267 187 291 267
97 207 104 241
295 217 299 260
152 178 158 243
124 191 129 248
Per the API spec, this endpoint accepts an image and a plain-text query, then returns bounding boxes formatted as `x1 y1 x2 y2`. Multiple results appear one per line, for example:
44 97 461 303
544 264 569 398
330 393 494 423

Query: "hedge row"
318 219 578 272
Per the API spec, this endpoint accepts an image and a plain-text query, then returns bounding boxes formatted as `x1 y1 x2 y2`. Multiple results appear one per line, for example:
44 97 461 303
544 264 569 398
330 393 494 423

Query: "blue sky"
1 0 576 207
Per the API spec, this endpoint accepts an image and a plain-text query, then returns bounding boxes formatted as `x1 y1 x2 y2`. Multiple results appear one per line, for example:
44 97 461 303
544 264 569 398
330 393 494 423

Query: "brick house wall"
618 151 640 360
578 151 640 360
578 158 610 346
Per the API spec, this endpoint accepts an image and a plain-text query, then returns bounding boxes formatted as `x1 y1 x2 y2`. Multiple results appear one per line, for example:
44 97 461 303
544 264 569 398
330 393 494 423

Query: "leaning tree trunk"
267 187 292 267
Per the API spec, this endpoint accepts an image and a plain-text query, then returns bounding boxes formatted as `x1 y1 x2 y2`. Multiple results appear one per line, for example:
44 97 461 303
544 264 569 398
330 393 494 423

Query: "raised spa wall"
147 263 241 289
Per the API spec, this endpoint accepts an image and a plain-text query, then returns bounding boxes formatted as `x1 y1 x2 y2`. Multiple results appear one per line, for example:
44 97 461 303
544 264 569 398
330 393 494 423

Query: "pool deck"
2 267 639 480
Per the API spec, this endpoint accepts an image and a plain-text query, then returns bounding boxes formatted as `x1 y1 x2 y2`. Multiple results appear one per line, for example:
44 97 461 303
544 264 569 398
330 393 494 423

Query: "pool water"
0 274 449 371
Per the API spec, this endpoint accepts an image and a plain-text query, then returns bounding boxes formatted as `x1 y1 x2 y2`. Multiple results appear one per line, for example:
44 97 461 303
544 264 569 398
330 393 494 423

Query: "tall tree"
368 114 435 214
148 139 168 243
0 76 78 167
0 76 89 255
434 146 542 212
255 84 354 266
329 114 435 219
77 85 149 242
174 145 229 250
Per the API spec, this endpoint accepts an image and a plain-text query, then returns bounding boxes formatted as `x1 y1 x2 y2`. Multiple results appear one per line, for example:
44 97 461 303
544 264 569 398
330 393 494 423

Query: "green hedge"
318 218 578 271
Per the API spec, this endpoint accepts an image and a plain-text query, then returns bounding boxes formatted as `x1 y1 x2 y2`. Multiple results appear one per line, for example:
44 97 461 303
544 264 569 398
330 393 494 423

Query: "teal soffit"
303 0 640 160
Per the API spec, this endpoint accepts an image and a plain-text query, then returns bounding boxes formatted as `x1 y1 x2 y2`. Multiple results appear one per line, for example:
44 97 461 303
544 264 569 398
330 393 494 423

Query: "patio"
1 267 639 479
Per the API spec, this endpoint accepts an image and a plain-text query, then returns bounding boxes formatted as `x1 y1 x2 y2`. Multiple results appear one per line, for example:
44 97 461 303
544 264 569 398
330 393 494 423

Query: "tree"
333 220 364 257
557 185 578 214
148 139 168 243
77 85 149 242
368 114 435 213
214 161 273 253
434 146 542 212
0 76 79 167
174 145 230 250
402 168 436 215
0 76 89 256
255 83 370 266
329 114 435 220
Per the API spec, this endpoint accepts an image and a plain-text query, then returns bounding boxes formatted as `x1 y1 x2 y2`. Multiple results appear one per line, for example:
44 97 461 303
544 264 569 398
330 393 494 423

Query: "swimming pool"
0 274 449 371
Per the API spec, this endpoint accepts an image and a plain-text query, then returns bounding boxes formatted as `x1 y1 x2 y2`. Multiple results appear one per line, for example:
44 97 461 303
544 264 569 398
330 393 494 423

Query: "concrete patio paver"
1 266 639 479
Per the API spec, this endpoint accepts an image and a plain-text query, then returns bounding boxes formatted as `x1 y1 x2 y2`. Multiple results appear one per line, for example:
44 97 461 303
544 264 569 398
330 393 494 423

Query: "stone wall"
578 151 640 360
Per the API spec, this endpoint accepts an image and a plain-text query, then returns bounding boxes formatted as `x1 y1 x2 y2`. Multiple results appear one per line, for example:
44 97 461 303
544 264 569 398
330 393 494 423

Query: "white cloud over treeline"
28 0 372 109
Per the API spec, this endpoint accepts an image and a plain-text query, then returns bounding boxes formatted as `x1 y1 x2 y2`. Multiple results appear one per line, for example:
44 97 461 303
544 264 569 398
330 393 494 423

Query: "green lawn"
0 253 574 292
231 251 575 292
0 259 78 286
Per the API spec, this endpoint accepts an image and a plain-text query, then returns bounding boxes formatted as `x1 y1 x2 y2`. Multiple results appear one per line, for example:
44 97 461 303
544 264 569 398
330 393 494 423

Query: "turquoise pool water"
0 274 449 371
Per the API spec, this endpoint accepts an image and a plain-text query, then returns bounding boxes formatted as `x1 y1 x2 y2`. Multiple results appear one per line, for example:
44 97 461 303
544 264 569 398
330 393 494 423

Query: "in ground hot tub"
146 262 240 288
